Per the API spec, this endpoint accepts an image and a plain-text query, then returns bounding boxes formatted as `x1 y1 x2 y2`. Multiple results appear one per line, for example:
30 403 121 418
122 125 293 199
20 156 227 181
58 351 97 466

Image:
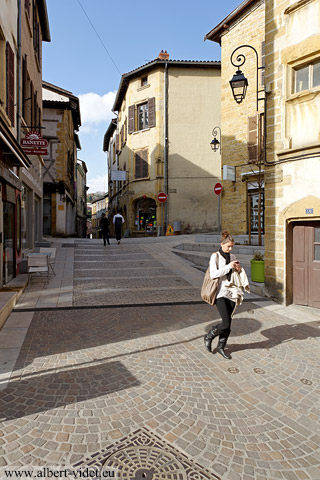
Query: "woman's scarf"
219 247 232 281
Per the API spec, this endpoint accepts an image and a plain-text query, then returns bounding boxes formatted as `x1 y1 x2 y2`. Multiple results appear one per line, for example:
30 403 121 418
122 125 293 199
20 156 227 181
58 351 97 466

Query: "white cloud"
87 174 107 193
78 91 116 129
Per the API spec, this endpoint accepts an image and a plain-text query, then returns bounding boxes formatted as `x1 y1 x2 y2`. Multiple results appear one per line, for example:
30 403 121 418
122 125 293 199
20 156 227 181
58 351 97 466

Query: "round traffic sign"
157 192 167 203
214 182 222 195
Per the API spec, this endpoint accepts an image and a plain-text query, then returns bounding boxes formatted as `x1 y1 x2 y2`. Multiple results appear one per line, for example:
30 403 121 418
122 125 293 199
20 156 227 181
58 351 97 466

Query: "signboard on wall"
223 165 236 182
20 131 48 156
111 170 126 181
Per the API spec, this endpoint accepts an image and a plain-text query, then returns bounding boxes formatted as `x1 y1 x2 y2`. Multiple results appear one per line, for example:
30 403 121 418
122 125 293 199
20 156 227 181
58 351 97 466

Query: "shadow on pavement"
0 360 140 421
229 320 320 353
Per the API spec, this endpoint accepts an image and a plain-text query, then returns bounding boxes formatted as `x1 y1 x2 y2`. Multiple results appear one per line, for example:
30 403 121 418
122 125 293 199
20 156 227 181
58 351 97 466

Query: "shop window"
248 185 264 235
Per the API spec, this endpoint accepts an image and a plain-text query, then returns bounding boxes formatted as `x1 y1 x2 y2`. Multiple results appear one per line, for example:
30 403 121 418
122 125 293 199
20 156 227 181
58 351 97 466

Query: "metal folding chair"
27 254 50 284
39 247 56 276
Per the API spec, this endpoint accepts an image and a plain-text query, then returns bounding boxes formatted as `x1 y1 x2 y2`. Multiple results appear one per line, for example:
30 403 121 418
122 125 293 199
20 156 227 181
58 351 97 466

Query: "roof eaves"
204 0 260 44
103 119 117 152
37 0 51 42
112 59 221 112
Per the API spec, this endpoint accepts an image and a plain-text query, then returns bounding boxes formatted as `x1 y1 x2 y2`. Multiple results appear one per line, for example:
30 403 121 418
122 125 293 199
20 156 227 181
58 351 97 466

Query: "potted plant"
251 252 264 283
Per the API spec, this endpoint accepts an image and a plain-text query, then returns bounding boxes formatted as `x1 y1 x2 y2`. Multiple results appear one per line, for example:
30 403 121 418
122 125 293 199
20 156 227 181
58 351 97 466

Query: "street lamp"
210 126 221 152
229 44 265 111
229 69 248 104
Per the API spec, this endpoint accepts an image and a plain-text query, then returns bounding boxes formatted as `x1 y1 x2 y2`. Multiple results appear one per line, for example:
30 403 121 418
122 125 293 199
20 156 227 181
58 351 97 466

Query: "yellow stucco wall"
167 66 221 232
116 64 221 233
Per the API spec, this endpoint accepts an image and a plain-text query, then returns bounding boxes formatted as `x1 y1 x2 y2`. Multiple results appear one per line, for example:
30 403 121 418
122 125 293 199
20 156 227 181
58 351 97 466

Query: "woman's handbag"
201 253 219 305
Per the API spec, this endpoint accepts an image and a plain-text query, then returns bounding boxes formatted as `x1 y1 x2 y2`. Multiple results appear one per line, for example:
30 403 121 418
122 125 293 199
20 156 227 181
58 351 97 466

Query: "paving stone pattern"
73 244 200 306
0 240 319 480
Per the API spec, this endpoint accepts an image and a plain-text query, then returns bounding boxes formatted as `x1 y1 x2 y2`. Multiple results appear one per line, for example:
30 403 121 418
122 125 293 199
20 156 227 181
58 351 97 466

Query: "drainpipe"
163 61 169 233
17 0 22 143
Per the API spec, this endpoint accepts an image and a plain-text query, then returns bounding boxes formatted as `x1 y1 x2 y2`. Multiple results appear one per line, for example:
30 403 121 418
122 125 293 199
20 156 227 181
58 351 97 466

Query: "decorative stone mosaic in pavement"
73 244 200 306
73 427 220 479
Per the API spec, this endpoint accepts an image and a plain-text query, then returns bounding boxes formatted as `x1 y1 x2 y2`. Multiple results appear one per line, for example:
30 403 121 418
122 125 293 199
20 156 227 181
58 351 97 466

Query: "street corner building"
205 0 320 308
103 50 222 237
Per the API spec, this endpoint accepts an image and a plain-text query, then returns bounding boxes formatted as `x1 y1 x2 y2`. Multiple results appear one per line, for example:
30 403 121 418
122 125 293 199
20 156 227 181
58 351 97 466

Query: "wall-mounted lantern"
210 126 221 152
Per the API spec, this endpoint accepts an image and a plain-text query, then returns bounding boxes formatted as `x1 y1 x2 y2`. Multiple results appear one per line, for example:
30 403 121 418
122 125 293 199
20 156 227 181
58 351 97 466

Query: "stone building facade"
42 81 81 237
264 0 320 307
104 51 221 236
76 159 88 238
0 1 50 285
205 0 265 245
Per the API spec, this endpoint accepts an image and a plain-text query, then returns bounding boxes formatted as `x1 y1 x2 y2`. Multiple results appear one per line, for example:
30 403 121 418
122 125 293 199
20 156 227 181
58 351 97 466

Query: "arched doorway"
134 197 157 234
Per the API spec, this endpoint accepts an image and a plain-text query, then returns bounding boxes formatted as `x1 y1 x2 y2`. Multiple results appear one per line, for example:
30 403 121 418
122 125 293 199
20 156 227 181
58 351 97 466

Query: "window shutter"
22 56 27 120
142 149 148 177
248 115 258 163
261 41 265 86
128 105 135 134
135 149 148 178
148 97 156 128
259 113 264 162
6 42 15 126
120 125 123 149
135 152 141 178
115 134 119 153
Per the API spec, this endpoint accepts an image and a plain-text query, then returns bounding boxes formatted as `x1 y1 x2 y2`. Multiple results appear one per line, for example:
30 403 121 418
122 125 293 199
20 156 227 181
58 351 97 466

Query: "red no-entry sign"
214 182 222 195
157 192 167 203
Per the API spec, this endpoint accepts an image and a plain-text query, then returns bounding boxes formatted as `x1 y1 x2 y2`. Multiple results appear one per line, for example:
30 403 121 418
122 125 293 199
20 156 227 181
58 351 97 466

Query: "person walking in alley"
99 213 110 246
113 211 125 244
203 231 245 359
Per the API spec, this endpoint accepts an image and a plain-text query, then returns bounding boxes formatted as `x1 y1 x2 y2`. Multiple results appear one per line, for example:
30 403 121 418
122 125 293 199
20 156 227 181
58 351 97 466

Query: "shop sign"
21 131 48 155
22 148 48 156
21 131 48 148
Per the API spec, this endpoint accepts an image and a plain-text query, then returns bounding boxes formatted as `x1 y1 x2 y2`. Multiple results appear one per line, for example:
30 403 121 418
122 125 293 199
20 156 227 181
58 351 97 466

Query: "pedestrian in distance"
99 213 110 246
113 211 125 244
203 230 244 360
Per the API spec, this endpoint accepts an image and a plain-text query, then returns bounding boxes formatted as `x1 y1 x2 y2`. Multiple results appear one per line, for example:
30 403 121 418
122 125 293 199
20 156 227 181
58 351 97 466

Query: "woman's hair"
221 230 234 244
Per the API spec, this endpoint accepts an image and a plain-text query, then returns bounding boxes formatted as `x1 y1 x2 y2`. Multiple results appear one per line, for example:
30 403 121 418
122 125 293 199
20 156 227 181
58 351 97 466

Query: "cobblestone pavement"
0 239 319 480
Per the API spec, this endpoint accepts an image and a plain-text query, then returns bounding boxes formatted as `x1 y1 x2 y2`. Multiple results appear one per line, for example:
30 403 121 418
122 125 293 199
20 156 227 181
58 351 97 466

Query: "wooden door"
293 222 320 308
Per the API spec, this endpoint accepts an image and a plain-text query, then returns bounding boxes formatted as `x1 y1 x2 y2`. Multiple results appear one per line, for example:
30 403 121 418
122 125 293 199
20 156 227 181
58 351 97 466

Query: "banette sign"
21 131 48 155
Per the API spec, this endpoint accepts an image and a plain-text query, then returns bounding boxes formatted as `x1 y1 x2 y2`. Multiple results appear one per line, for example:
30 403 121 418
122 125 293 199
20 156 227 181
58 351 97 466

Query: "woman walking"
204 231 242 359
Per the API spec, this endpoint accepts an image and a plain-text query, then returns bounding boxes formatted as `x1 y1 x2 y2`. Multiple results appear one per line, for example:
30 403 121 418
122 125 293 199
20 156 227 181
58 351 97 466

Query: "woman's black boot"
204 327 218 352
217 339 231 359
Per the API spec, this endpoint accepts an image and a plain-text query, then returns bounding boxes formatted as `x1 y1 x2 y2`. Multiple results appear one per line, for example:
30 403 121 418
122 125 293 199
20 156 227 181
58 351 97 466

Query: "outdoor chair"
39 247 56 276
27 254 50 284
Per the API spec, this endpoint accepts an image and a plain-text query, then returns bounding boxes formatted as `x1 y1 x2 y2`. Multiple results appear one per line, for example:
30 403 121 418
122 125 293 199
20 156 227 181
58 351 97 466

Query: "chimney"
158 50 169 60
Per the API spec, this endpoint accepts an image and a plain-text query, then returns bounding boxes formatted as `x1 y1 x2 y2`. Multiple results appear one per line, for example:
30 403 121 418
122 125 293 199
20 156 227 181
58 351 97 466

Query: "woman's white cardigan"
209 251 236 300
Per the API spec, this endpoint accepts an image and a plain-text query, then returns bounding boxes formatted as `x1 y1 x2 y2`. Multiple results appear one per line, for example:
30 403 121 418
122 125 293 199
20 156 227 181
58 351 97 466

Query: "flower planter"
250 259 264 283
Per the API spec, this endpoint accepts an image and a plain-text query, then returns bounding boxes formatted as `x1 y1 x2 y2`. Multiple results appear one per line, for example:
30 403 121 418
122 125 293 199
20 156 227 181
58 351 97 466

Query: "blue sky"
43 0 241 192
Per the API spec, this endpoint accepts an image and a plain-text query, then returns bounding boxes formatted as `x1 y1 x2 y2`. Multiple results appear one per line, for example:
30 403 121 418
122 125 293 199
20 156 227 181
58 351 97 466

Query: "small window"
137 102 149 131
141 76 148 87
294 60 320 93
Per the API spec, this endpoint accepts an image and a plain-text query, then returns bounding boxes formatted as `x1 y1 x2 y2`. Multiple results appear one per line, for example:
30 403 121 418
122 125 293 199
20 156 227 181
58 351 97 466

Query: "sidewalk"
0 235 319 480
